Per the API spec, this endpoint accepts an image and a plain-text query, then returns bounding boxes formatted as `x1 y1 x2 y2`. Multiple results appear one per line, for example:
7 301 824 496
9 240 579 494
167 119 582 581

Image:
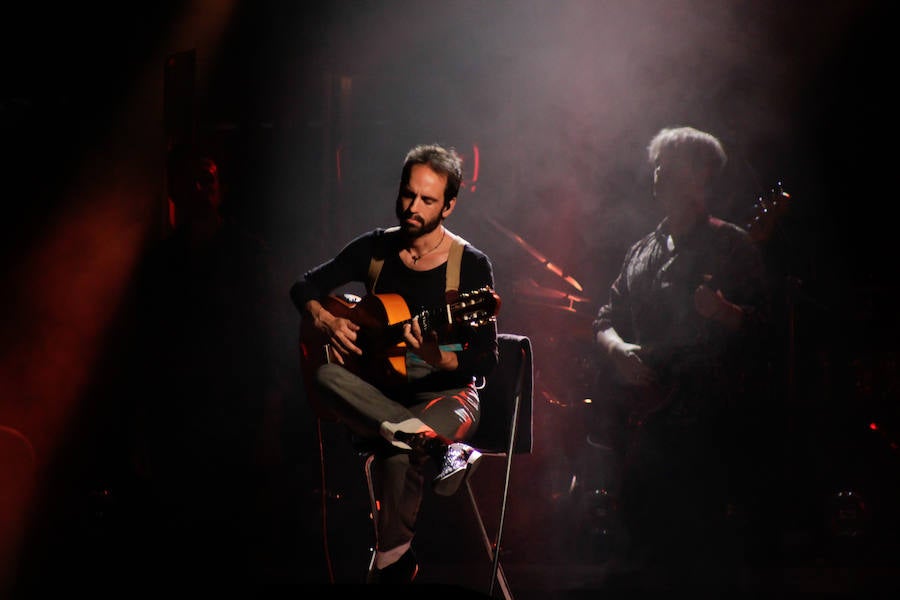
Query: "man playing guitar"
290 144 499 584
593 127 773 592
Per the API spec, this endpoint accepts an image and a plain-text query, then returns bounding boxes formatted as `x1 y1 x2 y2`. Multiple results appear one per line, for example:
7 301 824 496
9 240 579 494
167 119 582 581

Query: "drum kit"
510 277 592 319
484 214 595 348
484 216 603 419
486 217 620 560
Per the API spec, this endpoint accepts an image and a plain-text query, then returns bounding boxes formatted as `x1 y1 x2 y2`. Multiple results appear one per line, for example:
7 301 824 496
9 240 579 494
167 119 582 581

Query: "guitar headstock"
450 286 501 328
747 180 790 244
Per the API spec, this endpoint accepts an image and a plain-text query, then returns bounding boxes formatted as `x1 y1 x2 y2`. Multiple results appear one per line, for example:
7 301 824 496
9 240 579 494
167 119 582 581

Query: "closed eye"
400 188 439 204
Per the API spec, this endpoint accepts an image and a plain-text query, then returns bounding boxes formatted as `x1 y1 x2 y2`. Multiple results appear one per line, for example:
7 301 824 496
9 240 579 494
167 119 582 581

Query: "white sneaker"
432 442 482 496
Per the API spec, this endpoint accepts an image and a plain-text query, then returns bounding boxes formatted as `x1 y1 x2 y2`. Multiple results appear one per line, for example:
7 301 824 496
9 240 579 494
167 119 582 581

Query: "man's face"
653 152 708 220
395 163 455 236
173 158 221 215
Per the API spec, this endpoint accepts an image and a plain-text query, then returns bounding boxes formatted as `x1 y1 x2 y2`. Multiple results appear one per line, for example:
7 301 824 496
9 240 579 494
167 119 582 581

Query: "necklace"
410 229 446 264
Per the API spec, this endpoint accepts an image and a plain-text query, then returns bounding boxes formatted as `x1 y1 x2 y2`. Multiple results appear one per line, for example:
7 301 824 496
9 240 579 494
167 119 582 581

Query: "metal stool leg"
466 481 514 600
364 453 378 581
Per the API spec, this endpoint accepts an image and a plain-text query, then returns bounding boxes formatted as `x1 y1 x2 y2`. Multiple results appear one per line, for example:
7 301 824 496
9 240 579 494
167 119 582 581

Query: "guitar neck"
377 291 496 343
377 304 449 343
414 303 452 334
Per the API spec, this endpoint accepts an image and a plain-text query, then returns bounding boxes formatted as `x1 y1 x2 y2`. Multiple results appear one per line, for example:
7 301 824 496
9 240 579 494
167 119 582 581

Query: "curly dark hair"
647 126 727 176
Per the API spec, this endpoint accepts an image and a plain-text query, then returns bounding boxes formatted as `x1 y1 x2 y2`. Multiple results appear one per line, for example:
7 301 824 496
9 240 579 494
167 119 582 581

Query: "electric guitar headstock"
746 180 791 244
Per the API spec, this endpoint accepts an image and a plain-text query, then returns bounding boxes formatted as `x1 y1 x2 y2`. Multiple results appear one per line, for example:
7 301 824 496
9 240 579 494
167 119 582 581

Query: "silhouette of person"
593 126 775 592
127 142 290 583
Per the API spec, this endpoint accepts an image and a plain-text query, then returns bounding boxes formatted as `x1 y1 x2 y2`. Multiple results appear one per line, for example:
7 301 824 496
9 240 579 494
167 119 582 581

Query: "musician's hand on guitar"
694 280 743 331
694 279 724 319
403 317 443 367
609 341 656 388
317 312 362 364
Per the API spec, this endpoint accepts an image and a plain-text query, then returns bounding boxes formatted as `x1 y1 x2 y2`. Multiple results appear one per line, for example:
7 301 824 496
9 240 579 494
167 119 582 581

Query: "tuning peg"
771 181 790 215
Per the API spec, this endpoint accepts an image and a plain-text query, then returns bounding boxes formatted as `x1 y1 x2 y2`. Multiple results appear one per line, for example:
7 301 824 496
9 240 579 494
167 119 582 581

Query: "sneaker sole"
463 449 482 484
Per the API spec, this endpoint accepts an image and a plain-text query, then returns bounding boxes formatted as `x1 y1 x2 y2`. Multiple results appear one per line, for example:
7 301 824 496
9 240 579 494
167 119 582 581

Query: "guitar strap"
367 226 468 297
366 227 399 293
444 230 468 296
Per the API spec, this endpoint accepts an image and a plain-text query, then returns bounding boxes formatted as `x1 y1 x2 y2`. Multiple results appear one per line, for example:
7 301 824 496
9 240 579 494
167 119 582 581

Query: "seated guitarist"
592 127 774 592
290 144 499 584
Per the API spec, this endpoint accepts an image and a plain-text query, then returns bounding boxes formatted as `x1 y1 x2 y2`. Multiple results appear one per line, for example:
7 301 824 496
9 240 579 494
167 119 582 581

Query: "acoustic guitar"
299 286 501 419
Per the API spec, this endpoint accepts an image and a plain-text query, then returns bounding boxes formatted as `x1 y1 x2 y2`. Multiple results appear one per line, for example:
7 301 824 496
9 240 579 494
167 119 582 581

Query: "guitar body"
298 287 500 420
299 293 412 419
623 381 678 429
585 343 684 462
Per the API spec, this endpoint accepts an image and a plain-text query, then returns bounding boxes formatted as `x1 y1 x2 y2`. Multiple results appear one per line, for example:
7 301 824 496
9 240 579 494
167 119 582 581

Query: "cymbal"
512 278 590 303
517 299 589 315
485 216 584 292
509 300 596 343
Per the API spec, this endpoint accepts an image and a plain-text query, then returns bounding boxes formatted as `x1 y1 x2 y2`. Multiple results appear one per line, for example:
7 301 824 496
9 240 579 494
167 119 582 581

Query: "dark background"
2 0 898 596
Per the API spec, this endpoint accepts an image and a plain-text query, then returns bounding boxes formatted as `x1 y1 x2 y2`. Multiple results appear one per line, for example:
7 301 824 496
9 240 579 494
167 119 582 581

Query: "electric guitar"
615 181 792 432
601 343 684 433
299 286 501 419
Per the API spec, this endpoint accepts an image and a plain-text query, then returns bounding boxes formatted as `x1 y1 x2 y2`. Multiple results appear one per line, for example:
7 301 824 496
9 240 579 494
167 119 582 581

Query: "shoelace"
439 444 469 473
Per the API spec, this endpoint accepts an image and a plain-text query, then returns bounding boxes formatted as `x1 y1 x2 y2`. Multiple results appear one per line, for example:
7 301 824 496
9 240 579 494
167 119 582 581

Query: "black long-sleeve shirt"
593 215 771 413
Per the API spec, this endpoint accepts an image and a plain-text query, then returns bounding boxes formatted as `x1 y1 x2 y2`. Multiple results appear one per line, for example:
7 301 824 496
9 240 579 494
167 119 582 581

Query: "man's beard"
397 206 442 239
